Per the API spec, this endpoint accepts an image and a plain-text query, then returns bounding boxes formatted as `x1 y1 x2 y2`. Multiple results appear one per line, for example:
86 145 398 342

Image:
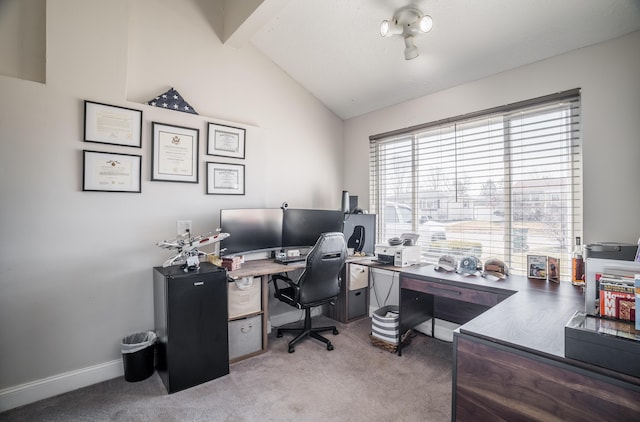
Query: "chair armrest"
271 273 295 295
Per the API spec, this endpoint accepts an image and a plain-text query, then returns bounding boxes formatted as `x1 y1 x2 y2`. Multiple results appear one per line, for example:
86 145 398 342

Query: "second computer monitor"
282 209 344 249
220 208 283 256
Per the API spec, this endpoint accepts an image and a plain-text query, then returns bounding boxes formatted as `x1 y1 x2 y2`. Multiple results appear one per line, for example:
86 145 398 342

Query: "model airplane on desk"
156 229 229 269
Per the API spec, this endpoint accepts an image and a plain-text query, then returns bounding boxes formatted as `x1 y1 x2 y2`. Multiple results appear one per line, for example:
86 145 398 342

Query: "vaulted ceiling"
219 0 640 120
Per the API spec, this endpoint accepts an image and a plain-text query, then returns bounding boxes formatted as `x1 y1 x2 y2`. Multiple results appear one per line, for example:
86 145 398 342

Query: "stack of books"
598 273 636 322
222 256 242 271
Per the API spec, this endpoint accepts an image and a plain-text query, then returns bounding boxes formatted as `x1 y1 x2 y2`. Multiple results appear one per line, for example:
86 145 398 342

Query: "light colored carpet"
0 316 453 421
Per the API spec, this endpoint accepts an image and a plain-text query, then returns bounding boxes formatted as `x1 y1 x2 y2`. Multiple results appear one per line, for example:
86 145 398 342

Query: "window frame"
369 89 582 278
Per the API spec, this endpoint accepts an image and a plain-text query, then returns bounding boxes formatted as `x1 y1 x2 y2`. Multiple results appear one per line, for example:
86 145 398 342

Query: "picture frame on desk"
207 123 245 159
151 122 199 183
547 256 560 283
206 162 245 195
84 100 142 148
527 255 547 279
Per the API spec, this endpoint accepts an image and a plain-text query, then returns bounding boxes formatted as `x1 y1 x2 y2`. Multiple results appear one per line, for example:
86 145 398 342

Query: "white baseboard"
0 359 123 413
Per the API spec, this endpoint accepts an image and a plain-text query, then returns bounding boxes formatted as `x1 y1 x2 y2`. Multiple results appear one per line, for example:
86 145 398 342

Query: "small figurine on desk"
156 229 229 271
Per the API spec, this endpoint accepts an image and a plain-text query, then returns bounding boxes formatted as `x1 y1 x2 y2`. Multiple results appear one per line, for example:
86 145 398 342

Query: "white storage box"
229 315 262 360
349 264 369 291
413 318 459 343
371 305 400 344
228 277 261 319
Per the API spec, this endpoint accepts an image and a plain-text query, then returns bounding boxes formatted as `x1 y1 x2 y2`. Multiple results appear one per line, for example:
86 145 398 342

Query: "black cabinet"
153 263 229 393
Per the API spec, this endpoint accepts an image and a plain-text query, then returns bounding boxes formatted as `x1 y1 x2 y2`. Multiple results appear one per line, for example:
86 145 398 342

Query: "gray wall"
0 0 343 405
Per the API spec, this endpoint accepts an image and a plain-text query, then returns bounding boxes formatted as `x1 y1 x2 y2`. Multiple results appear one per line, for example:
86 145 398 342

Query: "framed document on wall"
84 101 142 148
151 122 199 183
82 150 142 193
206 162 245 195
207 123 245 159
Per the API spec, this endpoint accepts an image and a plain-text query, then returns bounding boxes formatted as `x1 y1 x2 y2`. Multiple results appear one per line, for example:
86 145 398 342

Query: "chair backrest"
296 232 347 306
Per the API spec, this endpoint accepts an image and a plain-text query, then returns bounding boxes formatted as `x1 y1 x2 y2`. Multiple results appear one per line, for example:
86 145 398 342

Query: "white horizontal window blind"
370 89 582 279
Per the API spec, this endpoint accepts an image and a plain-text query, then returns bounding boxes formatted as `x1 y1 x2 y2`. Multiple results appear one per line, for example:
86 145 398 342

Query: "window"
369 89 582 278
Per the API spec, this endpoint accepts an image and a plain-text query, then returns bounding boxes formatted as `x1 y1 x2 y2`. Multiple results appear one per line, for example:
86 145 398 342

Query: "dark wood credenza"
398 266 640 421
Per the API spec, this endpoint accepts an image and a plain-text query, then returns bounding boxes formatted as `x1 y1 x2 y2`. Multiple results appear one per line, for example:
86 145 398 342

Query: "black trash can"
121 331 157 382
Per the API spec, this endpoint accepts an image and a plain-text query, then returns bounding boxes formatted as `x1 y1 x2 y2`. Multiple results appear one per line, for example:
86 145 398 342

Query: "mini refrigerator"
153 263 229 393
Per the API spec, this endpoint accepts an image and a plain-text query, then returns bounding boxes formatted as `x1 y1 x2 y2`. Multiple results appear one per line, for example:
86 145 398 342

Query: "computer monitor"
282 209 344 249
220 208 283 256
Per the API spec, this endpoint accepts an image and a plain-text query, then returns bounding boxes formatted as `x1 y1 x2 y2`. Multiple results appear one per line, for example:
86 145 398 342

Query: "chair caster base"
332 328 339 335
327 342 334 351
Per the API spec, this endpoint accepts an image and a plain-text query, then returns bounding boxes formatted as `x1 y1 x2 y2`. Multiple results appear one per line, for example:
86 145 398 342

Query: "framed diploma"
207 123 245 159
206 162 245 195
151 122 199 183
82 150 142 193
84 101 142 148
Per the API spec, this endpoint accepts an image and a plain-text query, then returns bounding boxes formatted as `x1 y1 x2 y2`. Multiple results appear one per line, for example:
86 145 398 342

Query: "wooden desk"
398 267 517 356
227 259 304 362
398 265 640 420
228 259 305 279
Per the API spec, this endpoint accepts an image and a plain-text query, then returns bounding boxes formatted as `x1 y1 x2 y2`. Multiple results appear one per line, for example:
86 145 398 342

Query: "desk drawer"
401 277 499 307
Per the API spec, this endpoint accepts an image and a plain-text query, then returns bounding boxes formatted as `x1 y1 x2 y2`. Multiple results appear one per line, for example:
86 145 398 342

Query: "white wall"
344 31 640 245
0 0 343 409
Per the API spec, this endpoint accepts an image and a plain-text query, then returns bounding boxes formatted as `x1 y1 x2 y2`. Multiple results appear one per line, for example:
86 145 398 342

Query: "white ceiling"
228 0 640 120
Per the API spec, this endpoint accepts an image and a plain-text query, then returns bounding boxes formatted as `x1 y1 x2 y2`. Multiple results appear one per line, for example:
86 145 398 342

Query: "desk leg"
261 275 269 352
398 288 434 356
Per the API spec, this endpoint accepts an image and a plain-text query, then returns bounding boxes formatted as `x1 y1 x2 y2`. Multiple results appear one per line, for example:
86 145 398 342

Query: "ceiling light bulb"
419 15 433 33
380 19 403 37
380 20 391 37
404 36 419 60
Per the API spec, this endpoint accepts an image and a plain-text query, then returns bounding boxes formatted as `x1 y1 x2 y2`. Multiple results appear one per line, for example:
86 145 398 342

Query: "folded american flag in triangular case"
147 87 198 115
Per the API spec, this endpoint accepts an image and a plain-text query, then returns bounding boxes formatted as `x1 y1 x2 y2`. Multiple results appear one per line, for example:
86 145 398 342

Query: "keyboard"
275 255 307 264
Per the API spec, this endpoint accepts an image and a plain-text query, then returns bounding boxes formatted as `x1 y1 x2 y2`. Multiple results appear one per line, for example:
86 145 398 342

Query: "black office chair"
272 232 347 353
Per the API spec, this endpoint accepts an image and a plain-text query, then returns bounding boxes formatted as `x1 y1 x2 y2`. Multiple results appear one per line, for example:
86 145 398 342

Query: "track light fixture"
380 7 433 60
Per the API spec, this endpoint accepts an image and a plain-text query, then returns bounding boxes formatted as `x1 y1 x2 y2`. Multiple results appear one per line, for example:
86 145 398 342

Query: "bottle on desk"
571 236 584 286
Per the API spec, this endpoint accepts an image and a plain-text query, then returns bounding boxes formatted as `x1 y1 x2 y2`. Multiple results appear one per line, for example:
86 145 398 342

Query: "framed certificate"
82 150 142 193
84 101 142 148
151 122 199 183
207 123 245 159
206 162 245 195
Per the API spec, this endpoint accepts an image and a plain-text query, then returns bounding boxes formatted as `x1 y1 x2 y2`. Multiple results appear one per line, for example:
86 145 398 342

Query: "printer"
375 234 421 267
374 244 421 267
